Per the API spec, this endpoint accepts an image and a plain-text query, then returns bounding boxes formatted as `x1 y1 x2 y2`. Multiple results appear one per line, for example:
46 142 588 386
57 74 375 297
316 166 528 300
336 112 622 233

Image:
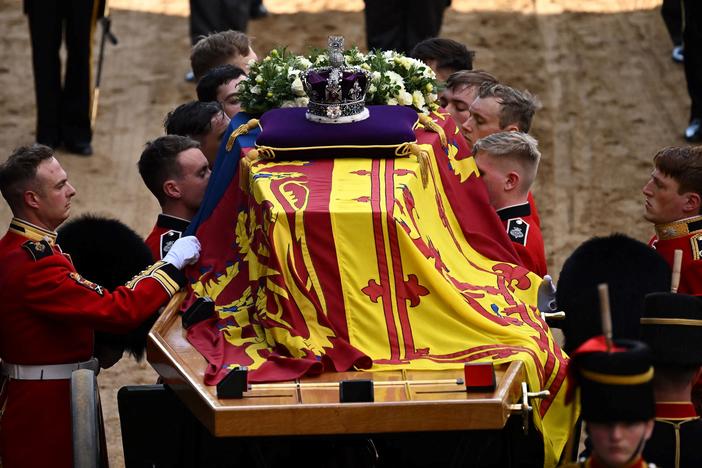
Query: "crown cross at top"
328 36 345 69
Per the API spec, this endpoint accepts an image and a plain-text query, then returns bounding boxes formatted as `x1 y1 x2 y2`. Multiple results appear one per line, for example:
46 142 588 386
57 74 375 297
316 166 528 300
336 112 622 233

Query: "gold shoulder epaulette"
655 215 702 240
21 239 54 261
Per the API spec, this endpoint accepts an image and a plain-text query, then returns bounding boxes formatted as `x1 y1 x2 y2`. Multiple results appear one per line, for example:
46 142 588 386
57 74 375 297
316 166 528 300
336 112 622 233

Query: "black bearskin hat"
57 214 156 363
557 234 671 354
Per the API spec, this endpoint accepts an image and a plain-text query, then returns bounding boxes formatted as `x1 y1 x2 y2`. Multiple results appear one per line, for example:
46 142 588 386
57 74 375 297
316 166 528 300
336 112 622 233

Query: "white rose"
385 70 403 86
281 100 296 108
250 85 261 95
294 97 309 107
398 91 413 106
412 90 426 109
387 97 399 106
291 77 306 96
368 84 377 94
396 57 412 70
425 92 438 104
298 57 312 68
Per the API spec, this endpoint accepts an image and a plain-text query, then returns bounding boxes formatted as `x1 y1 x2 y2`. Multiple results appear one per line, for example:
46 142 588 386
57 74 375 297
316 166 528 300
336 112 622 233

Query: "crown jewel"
304 36 370 124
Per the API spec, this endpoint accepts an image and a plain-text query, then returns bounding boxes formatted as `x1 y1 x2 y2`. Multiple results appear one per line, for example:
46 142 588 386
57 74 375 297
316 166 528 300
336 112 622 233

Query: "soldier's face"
462 97 506 149
474 151 509 209
439 85 478 137
642 168 692 224
175 148 211 216
587 420 653 467
200 110 231 167
33 157 76 230
232 48 257 74
217 76 246 119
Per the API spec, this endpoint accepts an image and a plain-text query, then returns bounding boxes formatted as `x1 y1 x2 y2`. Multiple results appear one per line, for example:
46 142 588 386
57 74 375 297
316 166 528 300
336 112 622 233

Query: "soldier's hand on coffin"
537 274 557 314
163 236 201 269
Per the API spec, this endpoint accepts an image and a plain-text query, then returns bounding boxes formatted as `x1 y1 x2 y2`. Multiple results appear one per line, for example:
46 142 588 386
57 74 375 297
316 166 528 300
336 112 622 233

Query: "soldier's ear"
505 171 520 192
163 180 181 200
505 124 520 133
24 190 41 209
685 192 701 214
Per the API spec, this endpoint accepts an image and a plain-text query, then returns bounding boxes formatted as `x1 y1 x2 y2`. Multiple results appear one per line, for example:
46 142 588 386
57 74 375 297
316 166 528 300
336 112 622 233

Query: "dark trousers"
24 0 96 147
661 0 683 46
364 0 450 54
684 0 702 120
189 0 251 45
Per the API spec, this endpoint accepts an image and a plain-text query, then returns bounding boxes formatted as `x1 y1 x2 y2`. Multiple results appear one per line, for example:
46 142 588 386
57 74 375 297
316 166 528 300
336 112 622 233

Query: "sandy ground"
0 0 688 465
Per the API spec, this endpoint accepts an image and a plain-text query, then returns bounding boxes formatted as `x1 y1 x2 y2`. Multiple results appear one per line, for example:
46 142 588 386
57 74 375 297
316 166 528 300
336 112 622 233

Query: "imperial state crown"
303 36 370 124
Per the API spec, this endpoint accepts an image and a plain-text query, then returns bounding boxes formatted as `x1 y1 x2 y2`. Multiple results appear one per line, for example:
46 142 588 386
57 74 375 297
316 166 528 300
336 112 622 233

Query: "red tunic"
144 213 190 260
650 215 702 296
497 202 548 277
0 218 185 468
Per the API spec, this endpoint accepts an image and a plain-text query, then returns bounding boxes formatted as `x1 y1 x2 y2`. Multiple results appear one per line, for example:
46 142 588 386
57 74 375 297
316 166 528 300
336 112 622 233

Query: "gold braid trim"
396 143 429 188
225 118 260 151
417 113 447 147
579 367 654 386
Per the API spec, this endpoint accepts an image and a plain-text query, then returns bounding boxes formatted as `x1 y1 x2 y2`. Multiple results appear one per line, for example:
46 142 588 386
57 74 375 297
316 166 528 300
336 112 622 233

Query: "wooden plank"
148 293 526 437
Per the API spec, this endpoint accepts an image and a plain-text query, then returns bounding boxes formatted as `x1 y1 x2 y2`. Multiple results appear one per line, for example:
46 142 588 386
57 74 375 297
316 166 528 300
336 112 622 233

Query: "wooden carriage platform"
147 294 530 439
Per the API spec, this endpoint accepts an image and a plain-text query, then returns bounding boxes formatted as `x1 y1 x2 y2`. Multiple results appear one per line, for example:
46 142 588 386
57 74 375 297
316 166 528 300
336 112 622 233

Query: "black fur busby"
557 234 671 354
57 214 156 363
572 338 654 423
641 292 702 366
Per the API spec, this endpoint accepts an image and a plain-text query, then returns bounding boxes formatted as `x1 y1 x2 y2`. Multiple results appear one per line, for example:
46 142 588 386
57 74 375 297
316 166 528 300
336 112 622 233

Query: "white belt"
1 358 99 380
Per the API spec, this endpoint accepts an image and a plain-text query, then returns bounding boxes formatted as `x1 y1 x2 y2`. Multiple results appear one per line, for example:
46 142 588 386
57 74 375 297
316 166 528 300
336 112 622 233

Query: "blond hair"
472 131 541 191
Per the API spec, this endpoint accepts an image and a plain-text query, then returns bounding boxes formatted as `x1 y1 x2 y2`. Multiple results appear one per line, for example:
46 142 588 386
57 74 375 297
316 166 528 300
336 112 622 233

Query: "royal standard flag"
185 110 573 465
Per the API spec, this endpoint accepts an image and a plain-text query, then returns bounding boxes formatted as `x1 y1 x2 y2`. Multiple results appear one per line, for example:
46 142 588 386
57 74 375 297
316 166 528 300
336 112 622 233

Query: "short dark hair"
653 146 702 197
138 135 200 206
196 65 247 103
478 83 539 133
190 30 251 81
411 38 475 73
164 101 223 139
445 70 498 93
0 144 54 209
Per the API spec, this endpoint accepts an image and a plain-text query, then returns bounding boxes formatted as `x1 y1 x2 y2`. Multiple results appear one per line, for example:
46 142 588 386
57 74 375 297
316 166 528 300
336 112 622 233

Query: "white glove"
163 236 201 269
537 274 557 314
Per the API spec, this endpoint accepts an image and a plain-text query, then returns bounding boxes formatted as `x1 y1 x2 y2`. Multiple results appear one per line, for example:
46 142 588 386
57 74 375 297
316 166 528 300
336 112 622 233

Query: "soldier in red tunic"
138 135 211 260
0 145 201 468
642 146 702 416
472 131 547 276
643 146 702 296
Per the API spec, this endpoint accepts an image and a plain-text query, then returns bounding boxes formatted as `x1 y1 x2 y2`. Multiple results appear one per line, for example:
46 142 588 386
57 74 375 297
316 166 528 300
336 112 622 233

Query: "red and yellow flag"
187 112 573 465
